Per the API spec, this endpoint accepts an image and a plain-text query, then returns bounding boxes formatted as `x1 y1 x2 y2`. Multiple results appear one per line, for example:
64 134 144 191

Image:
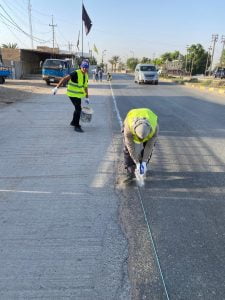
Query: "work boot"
126 165 136 179
74 125 84 132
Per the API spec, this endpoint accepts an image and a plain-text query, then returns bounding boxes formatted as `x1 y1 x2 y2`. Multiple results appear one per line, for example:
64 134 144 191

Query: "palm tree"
2 43 18 49
112 55 120 72
108 59 114 72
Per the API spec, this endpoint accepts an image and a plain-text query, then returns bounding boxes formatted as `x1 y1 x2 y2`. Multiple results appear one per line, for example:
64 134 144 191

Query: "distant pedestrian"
92 68 96 81
52 60 90 133
107 72 112 81
94 70 99 82
98 69 103 82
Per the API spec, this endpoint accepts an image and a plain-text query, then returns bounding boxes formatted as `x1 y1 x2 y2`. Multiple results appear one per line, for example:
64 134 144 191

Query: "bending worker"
52 60 90 133
123 108 159 177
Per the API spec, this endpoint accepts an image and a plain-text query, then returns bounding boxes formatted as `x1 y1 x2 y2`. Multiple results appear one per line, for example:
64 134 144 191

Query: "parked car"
42 59 75 85
134 63 158 84
214 68 225 79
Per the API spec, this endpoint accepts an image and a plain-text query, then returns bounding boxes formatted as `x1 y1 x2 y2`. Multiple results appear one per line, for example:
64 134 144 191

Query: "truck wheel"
0 77 5 84
155 80 159 85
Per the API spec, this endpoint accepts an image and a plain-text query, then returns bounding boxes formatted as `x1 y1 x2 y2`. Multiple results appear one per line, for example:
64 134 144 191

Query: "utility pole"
190 55 195 77
220 35 225 67
185 45 189 74
68 42 74 53
209 34 218 74
49 16 57 55
205 46 212 76
28 0 33 49
101 49 107 65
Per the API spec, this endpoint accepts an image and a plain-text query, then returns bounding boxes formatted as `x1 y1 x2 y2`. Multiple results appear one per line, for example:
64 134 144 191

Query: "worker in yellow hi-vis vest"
52 60 89 133
123 108 159 178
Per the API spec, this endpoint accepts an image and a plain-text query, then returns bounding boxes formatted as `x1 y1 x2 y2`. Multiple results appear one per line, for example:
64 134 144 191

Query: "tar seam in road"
110 81 170 300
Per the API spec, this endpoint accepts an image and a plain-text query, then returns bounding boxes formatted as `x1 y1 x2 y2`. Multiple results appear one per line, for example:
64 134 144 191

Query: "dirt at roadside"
0 79 58 106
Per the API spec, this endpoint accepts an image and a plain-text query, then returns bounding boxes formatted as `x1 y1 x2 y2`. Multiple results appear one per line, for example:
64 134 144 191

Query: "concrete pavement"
0 81 131 299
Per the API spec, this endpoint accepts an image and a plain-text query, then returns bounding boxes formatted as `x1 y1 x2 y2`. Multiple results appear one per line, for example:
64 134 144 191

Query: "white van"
134 63 158 85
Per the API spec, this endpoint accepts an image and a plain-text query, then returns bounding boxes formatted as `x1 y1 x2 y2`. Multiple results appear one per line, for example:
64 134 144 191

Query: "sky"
0 0 225 65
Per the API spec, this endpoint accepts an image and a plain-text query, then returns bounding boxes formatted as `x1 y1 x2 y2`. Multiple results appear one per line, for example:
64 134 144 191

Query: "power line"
0 16 29 48
0 4 50 43
1 0 29 28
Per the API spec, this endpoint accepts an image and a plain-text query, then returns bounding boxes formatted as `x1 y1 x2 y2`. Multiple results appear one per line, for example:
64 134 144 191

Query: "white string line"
0 189 85 195
137 188 170 299
109 80 170 299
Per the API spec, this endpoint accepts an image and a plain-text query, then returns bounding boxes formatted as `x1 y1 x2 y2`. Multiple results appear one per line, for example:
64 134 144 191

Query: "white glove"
84 97 90 105
136 163 141 175
52 87 58 95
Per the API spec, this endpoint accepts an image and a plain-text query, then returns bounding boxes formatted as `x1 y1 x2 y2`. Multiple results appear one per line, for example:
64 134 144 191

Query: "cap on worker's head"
80 60 89 69
133 118 151 139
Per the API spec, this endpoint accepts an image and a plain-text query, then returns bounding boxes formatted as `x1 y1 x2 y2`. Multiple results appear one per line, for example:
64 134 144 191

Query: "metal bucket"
80 106 94 123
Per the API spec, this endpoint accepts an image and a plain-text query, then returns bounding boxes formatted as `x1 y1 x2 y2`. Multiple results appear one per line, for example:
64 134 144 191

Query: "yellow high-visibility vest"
125 108 158 143
66 69 88 98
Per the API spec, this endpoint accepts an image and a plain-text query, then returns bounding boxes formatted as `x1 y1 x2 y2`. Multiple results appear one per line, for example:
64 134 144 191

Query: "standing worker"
123 108 159 178
52 60 90 133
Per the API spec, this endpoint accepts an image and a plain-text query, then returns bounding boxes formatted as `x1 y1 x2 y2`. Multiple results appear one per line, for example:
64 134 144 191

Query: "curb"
159 78 225 97
184 82 225 96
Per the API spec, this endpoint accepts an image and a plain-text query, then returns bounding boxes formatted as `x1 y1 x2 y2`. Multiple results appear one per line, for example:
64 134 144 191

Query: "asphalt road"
111 73 225 299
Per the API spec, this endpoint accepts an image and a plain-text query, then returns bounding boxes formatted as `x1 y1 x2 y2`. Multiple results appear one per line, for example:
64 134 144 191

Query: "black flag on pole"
82 4 92 35
76 30 80 50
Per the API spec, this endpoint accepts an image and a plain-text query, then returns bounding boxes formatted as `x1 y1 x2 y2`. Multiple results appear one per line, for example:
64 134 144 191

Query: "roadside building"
0 47 76 79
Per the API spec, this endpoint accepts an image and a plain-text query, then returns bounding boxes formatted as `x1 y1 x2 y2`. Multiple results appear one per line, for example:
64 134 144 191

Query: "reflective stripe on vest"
125 108 158 144
66 69 88 98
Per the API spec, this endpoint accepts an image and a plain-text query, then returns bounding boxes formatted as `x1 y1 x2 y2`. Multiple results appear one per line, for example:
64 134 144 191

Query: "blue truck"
42 58 75 86
0 66 11 84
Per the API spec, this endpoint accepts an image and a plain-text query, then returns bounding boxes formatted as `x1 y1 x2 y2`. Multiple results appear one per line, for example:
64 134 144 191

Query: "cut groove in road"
109 82 170 299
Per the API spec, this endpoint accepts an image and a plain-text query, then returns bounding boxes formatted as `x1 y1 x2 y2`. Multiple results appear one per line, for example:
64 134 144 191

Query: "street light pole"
130 50 134 58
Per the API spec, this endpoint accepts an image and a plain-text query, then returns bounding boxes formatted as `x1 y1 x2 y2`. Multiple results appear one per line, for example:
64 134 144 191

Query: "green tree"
112 55 120 71
186 44 208 75
108 59 114 71
2 43 18 49
160 52 172 62
89 56 97 65
220 49 225 67
152 57 163 66
140 57 152 64
126 57 139 71
170 50 180 60
160 50 181 62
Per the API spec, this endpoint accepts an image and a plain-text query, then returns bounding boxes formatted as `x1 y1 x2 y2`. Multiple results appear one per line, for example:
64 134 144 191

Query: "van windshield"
43 60 66 69
140 66 156 71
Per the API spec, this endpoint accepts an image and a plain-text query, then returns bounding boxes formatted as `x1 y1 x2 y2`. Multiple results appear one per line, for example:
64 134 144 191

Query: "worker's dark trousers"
69 97 81 126
123 142 148 168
